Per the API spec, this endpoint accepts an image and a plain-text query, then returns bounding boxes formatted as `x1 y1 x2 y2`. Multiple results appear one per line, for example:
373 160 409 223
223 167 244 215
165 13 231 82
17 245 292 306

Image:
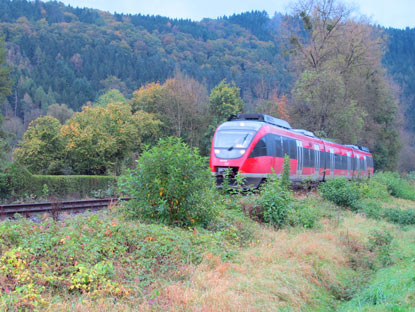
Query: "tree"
2 116 25 147
256 94 290 121
287 0 400 169
200 80 245 154
94 89 128 107
13 116 65 174
61 103 161 175
0 36 12 168
0 36 11 104
47 103 74 124
208 79 244 126
131 75 209 148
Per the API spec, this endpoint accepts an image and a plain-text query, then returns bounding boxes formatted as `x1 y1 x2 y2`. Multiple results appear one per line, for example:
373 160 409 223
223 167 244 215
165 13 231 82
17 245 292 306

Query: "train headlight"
215 149 220 154
240 149 246 155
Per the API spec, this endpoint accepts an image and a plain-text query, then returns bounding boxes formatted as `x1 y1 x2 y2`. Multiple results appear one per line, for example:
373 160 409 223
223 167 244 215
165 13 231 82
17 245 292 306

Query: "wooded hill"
0 0 414 171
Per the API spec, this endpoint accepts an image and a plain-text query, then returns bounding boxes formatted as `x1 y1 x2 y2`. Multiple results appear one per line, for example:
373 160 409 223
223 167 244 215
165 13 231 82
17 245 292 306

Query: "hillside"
0 0 414 170
0 0 289 115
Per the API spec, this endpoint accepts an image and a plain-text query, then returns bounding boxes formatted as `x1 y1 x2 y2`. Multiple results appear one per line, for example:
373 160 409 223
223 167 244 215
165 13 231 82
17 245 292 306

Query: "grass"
146 210 398 312
0 205 256 311
1 173 415 311
338 228 415 311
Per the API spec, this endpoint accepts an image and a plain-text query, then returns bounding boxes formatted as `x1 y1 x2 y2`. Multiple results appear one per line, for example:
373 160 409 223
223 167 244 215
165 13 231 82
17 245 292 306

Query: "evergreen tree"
0 36 12 168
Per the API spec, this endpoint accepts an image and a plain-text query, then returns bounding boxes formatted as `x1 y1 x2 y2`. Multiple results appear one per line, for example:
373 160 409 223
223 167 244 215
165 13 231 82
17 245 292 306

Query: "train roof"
292 129 316 138
222 114 371 154
228 113 292 130
345 145 371 153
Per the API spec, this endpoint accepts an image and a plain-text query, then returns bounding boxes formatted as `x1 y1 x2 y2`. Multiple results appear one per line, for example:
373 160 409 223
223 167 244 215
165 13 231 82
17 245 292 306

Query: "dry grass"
134 214 392 312
381 197 415 210
44 200 402 312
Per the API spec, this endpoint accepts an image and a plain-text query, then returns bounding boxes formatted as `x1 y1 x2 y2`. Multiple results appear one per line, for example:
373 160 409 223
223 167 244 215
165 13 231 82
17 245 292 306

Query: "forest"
0 0 414 173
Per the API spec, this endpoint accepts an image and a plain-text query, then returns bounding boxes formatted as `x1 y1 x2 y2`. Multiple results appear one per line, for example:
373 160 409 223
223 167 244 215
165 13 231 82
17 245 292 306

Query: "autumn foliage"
14 103 161 175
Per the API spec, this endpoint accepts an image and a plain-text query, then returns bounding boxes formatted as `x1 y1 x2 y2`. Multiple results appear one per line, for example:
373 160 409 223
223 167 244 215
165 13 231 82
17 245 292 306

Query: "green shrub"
319 178 361 208
119 137 217 227
383 208 415 225
375 172 415 201
30 175 117 198
407 171 415 183
353 199 383 220
0 163 118 200
0 163 32 199
288 198 322 229
256 173 292 228
358 177 390 200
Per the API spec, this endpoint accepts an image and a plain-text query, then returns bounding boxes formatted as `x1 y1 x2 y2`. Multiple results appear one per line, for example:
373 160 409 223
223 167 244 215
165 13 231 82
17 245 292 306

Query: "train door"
330 148 335 177
296 140 303 179
347 151 351 178
314 144 320 180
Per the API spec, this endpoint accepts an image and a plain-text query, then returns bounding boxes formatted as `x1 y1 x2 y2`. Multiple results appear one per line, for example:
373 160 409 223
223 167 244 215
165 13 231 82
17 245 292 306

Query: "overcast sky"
56 0 414 29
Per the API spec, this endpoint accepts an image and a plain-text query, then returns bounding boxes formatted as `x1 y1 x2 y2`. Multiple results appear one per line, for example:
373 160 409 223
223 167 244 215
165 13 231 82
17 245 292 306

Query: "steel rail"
0 197 130 216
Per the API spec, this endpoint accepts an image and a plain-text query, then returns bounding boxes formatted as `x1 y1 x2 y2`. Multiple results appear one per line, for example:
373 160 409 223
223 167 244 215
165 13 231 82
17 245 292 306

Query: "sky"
56 0 414 29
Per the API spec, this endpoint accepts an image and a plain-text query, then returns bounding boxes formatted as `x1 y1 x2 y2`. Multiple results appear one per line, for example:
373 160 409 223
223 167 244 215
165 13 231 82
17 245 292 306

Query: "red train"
209 113 374 188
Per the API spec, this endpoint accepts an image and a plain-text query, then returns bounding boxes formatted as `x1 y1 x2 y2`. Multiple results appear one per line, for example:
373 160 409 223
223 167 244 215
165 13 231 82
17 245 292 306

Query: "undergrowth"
0 204 255 311
2 164 415 311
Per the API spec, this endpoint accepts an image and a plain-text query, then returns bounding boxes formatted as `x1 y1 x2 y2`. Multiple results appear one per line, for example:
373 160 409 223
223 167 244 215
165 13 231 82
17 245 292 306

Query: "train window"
273 135 283 157
326 151 331 168
320 151 326 169
214 130 256 149
289 139 297 159
282 136 290 158
249 137 267 158
303 148 314 167
342 155 347 170
303 148 310 167
368 157 374 168
335 154 341 169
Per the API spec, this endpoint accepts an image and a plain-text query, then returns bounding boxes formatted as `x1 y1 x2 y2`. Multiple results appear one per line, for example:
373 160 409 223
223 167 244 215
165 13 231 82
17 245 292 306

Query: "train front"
209 120 263 188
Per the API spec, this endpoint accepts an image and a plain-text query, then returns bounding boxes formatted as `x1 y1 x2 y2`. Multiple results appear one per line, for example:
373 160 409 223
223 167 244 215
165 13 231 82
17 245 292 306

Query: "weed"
384 208 415 225
367 229 394 267
287 196 323 229
256 173 292 228
375 171 415 201
319 178 361 208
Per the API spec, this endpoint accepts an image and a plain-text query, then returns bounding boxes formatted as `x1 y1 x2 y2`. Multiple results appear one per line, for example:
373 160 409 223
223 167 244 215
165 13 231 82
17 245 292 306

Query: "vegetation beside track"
1 138 415 311
0 163 117 202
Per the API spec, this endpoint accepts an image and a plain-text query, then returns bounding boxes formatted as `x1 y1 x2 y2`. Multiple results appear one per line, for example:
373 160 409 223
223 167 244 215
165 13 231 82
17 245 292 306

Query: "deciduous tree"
208 79 244 126
288 0 400 169
131 75 209 148
13 116 65 174
61 103 161 175
47 103 74 124
95 89 128 107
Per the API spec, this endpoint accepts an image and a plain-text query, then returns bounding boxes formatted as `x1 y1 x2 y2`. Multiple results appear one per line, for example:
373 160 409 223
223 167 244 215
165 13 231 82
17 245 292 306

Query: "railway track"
0 197 130 218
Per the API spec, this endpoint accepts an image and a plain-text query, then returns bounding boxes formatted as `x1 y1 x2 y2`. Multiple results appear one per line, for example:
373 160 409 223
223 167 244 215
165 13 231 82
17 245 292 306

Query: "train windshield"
214 130 255 149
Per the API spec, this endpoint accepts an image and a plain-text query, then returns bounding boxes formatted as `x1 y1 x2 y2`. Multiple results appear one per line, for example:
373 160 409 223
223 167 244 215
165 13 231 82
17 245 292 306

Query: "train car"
209 113 374 188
